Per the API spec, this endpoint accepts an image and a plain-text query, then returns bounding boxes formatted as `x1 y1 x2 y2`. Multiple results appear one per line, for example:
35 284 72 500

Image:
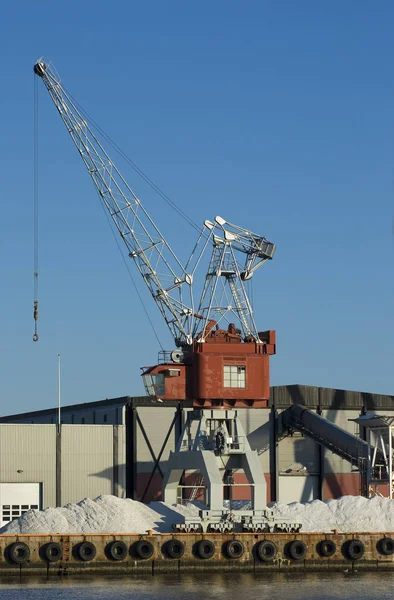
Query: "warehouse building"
0 422 124 527
0 385 392 521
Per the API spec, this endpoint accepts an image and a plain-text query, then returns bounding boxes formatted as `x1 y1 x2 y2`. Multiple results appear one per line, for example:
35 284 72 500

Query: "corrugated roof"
1 384 392 422
269 385 394 410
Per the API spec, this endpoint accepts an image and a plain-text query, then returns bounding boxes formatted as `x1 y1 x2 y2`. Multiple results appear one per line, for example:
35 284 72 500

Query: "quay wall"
0 532 393 575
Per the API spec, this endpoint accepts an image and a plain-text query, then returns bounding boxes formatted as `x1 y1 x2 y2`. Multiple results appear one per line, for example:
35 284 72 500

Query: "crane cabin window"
223 365 246 388
142 373 165 397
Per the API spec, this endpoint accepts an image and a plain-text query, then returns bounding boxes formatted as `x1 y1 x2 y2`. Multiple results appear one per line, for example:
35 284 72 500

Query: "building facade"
0 385 392 514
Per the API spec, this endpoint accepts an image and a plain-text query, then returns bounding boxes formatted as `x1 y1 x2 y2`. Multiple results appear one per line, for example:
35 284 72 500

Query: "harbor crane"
34 59 300 532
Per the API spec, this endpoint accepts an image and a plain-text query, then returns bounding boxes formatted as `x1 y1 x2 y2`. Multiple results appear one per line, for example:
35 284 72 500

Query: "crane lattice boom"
34 59 275 347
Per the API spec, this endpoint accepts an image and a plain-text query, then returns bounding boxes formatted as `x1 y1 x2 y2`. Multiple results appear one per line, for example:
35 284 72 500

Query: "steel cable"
33 75 39 341
62 86 202 234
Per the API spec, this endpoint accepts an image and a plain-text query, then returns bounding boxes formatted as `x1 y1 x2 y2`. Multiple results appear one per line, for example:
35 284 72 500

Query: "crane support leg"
163 450 223 511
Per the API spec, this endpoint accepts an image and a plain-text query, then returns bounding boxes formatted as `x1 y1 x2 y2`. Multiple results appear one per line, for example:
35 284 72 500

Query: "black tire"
378 537 394 556
288 540 307 560
135 540 154 560
225 540 244 559
77 541 96 562
256 540 277 562
166 539 185 559
318 540 336 558
107 541 128 561
196 539 215 559
346 540 364 560
43 542 63 562
8 542 30 565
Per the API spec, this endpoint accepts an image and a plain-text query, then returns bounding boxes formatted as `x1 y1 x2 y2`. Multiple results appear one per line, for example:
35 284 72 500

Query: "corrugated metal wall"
0 424 124 508
61 426 115 504
0 425 56 508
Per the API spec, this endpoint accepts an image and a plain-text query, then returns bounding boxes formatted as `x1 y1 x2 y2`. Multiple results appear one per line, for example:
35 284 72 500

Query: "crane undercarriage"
174 510 301 534
163 410 301 533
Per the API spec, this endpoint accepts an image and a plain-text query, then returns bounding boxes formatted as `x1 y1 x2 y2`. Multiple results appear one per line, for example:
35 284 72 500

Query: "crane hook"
33 300 39 342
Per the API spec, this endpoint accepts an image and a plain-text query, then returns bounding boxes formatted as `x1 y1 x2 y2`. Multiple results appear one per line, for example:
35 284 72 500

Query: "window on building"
223 365 246 388
1 504 39 522
103 414 107 423
81 417 85 424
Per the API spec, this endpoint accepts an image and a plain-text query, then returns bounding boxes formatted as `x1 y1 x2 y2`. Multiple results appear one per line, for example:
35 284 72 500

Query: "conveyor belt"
280 404 369 466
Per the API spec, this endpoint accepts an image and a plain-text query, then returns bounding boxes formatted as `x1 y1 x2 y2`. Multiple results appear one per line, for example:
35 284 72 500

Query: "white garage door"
0 483 41 527
278 475 318 504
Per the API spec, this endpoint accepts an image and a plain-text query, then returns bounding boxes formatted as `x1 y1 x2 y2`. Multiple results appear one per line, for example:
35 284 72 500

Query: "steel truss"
34 59 275 347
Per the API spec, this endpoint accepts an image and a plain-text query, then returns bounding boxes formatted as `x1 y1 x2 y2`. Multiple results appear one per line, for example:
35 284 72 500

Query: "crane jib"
33 59 275 349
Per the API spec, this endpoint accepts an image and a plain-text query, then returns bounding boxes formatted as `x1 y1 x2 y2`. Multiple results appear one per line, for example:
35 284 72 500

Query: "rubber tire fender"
135 540 154 560
77 541 96 562
256 540 277 562
167 539 185 559
107 540 128 561
379 537 394 556
288 540 307 560
346 540 364 560
197 539 215 559
225 540 244 559
8 542 30 564
43 542 63 562
318 540 336 558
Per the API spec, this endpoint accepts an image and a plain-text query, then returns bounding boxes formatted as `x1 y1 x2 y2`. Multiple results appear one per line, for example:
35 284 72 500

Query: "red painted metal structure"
142 329 276 408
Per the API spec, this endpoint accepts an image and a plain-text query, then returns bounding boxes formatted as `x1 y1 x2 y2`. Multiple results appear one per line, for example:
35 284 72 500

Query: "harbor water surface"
0 572 393 600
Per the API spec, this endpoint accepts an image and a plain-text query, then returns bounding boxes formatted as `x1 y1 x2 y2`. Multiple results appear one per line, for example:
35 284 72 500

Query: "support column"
269 405 279 502
359 404 367 441
389 425 393 500
175 402 184 443
316 404 324 500
113 425 119 497
126 404 138 499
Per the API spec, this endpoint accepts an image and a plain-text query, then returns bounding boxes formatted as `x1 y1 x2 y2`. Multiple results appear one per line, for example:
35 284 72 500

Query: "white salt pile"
0 496 199 535
268 495 394 532
0 495 393 535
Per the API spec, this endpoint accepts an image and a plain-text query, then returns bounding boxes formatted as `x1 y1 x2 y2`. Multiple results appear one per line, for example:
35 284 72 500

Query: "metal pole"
269 405 278 502
57 353 61 433
316 405 324 500
389 425 393 500
367 427 371 497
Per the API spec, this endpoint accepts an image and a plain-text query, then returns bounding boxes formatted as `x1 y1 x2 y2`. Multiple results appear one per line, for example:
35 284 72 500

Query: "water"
0 573 393 600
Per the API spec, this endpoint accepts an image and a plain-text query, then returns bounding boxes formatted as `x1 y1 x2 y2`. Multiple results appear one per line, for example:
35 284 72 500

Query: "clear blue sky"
1 1 393 415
